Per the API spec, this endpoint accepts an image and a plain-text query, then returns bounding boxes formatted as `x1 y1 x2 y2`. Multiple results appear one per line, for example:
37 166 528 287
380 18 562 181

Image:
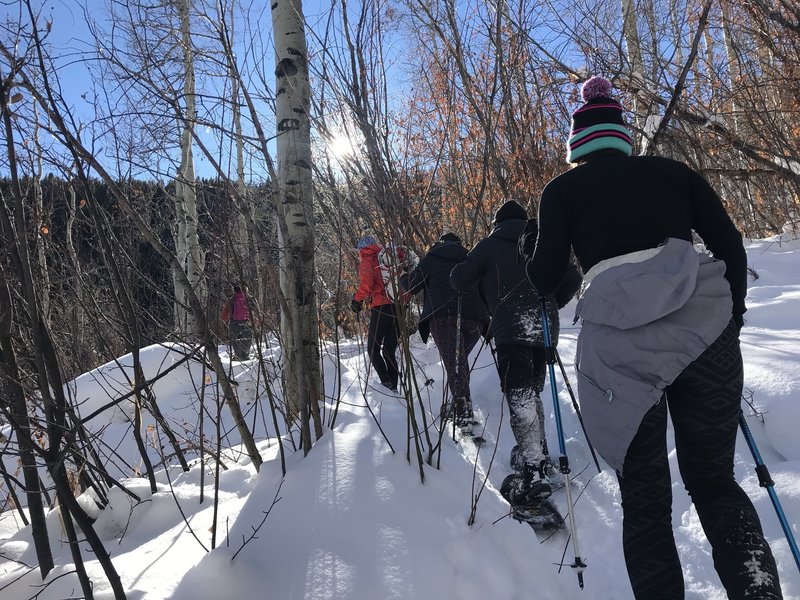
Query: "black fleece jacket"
527 153 748 321
450 219 560 347
401 241 489 326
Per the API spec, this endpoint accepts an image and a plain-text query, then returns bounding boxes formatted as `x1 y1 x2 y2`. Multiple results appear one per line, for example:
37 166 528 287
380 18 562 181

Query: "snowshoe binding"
510 446 564 487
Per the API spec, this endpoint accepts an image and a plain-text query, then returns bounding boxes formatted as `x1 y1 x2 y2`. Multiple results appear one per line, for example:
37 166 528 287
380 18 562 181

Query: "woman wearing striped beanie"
524 76 783 599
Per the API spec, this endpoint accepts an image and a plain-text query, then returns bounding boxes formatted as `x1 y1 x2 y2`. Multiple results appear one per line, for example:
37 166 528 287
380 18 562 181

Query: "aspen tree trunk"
271 0 324 452
32 105 50 320
228 18 262 301
174 0 204 339
721 0 743 134
704 26 716 107
65 185 86 363
621 0 645 135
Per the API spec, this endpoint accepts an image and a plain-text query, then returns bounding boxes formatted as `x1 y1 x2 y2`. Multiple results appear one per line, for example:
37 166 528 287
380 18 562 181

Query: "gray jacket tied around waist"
574 237 734 473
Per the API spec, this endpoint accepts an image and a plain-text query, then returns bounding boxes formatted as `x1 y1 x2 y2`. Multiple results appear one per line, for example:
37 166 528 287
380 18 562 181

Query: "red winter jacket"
354 244 391 308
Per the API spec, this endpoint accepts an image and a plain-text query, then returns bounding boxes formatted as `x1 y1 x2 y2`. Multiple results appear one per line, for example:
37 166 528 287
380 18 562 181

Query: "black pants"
429 315 482 406
618 321 782 599
368 304 399 388
495 344 549 466
228 320 252 360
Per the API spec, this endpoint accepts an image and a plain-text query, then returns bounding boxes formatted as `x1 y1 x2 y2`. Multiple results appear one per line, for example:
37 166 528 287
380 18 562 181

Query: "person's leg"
430 316 458 405
668 320 782 599
236 323 253 359
380 304 400 389
455 319 482 408
531 346 549 458
617 399 683 599
229 321 244 360
367 307 391 386
495 345 547 468
227 321 237 359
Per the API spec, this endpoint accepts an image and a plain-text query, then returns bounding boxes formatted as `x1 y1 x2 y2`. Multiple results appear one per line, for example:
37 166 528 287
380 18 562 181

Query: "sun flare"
329 134 355 159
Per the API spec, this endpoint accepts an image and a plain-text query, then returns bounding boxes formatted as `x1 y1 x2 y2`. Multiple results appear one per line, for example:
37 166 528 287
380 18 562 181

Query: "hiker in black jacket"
450 200 580 523
401 232 489 429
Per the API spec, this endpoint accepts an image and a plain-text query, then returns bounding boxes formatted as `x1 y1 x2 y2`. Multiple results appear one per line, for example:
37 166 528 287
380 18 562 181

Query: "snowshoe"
500 472 563 531
455 416 485 445
449 398 484 443
500 471 552 505
511 498 565 531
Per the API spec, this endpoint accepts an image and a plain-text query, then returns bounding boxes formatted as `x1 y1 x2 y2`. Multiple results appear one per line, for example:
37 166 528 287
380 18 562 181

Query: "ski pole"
554 348 601 474
738 410 800 574
540 296 586 588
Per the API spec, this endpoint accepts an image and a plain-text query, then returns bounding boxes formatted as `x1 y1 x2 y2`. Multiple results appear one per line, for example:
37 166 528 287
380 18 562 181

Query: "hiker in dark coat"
450 200 579 518
401 232 490 427
525 76 782 599
351 235 399 392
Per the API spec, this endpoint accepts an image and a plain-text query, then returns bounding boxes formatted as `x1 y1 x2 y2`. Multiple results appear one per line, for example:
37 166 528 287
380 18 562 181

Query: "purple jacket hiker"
221 287 252 361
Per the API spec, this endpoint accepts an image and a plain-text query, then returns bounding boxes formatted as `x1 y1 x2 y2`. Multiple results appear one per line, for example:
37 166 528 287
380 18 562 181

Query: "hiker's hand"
351 297 363 313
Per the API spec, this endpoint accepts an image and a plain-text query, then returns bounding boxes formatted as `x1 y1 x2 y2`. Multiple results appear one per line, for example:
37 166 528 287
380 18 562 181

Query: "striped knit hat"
567 76 633 163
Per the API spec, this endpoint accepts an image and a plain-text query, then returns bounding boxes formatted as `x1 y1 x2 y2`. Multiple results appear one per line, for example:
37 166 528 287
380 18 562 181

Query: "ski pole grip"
755 464 775 488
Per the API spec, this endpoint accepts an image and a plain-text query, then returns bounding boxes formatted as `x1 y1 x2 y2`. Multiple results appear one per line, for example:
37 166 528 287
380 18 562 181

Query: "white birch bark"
32 106 50 320
228 13 261 300
173 0 204 339
621 0 645 135
721 0 742 134
271 0 323 450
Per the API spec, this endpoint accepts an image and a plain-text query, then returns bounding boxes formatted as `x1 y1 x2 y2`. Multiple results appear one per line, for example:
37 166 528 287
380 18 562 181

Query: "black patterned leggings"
429 315 482 404
618 320 782 599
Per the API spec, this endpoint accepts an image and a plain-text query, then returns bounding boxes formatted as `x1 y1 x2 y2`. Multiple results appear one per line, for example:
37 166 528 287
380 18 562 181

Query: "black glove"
733 313 744 332
351 298 363 313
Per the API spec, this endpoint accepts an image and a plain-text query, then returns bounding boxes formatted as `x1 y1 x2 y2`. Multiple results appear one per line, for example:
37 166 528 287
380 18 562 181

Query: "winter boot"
454 398 477 427
501 463 552 505
500 464 561 528
511 446 564 487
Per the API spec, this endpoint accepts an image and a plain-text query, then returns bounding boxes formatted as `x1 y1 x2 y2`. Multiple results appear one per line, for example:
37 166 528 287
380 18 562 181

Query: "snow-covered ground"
1 234 799 599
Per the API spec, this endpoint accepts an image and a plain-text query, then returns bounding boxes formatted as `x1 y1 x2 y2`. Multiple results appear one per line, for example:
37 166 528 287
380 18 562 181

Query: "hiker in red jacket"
351 235 399 391
221 285 252 361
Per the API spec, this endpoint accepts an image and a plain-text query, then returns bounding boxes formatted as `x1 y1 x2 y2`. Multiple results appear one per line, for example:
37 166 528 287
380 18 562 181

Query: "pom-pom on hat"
567 76 633 163
493 199 528 224
356 235 376 249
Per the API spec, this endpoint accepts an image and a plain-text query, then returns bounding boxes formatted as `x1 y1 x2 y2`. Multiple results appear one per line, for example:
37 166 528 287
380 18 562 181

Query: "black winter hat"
439 232 461 243
493 200 527 224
